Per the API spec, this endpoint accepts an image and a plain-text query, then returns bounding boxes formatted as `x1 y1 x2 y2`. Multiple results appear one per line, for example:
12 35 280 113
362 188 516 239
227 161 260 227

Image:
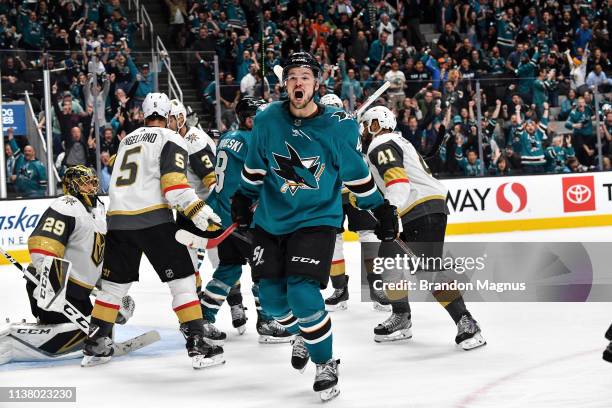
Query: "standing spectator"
514 103 549 174
565 96 596 166
165 0 187 48
367 31 391 71
384 59 406 110
64 127 90 168
546 135 576 173
100 126 118 156
13 146 47 198
586 64 612 93
338 54 362 102
99 151 112 194
192 27 216 88
4 128 21 194
437 23 462 57
84 74 110 129
566 48 590 90
558 89 577 121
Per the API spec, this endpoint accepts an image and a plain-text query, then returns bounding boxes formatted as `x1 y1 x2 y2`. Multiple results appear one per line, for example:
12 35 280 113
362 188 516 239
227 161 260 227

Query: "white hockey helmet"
320 93 343 108
169 99 187 130
359 106 396 135
142 92 171 121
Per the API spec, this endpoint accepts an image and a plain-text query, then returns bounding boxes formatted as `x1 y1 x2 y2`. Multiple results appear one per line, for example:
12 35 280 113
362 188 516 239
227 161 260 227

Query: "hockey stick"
364 211 419 260
0 247 160 355
273 65 284 84
353 81 391 120
210 221 252 245
175 222 240 249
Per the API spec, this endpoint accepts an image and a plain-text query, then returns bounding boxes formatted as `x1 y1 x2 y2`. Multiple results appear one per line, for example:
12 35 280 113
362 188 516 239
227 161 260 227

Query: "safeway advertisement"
442 172 612 223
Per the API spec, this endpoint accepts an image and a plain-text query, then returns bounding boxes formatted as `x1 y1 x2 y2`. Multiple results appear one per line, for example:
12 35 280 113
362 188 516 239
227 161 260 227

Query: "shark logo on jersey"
272 142 325 195
331 111 351 122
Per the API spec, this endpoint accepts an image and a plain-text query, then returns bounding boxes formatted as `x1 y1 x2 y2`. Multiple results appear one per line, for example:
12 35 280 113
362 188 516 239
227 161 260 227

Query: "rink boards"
2 171 612 264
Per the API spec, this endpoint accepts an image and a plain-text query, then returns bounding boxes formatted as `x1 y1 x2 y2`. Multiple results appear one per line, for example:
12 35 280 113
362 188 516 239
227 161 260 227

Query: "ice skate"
313 359 340 402
81 335 114 367
455 313 486 350
325 277 349 311
230 304 248 335
256 313 293 344
603 341 612 363
203 320 227 346
187 333 225 369
370 284 391 312
291 335 309 373
374 313 412 343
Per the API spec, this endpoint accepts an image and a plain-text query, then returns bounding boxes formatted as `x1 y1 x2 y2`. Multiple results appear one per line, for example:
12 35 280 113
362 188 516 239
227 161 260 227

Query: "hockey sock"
259 277 300 335
390 299 411 315
288 276 333 364
201 264 242 322
227 282 243 306
329 233 346 289
433 290 468 324
252 283 273 321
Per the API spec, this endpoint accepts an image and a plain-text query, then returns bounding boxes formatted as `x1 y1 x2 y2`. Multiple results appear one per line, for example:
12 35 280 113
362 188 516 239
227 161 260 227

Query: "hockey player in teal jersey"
231 52 399 401
201 96 292 344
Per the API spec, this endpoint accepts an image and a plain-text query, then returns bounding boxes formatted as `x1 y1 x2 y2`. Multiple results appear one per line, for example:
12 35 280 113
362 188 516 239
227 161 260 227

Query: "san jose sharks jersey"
207 129 250 227
183 126 217 200
239 101 384 235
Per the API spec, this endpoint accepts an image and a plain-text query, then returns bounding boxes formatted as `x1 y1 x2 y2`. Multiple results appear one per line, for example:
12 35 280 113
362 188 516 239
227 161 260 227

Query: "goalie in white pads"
359 106 486 350
0 166 134 365
83 93 224 368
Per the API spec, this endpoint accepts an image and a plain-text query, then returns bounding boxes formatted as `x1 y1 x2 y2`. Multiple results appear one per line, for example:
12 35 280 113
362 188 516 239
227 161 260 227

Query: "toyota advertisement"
441 172 612 227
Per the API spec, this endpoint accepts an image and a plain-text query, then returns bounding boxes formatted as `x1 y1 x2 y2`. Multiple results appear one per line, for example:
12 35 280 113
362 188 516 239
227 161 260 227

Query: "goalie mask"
62 165 99 209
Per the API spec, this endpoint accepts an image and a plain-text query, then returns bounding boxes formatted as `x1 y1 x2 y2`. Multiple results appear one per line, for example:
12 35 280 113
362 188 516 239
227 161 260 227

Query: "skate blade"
325 301 347 312
459 332 486 350
320 386 340 402
374 328 412 343
372 302 391 312
192 353 226 369
258 334 294 344
236 325 247 335
81 355 112 367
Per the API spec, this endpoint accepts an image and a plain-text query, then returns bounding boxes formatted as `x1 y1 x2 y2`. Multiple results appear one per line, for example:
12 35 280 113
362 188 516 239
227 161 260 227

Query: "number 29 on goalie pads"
36 257 72 313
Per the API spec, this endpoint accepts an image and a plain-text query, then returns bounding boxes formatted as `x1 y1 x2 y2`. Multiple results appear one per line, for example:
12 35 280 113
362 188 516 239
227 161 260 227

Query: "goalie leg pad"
1 322 86 364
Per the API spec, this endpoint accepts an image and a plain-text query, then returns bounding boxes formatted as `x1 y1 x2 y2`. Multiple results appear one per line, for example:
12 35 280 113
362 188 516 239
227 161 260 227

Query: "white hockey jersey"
183 126 217 200
366 132 448 222
107 126 201 230
28 195 107 290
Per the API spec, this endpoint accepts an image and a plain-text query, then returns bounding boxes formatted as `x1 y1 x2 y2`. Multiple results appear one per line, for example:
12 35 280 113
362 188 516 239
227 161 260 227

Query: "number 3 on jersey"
214 150 228 193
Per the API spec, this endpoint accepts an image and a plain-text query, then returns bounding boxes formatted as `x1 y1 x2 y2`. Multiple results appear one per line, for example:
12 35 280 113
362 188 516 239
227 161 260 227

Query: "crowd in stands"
2 0 149 196
2 0 612 197
178 0 611 178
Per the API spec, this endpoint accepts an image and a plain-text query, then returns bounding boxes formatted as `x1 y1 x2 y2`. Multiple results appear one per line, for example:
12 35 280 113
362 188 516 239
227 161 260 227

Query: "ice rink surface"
1 226 611 408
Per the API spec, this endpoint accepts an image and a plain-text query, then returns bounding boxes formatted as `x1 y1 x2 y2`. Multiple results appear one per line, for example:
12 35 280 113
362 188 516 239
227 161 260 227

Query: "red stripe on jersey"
163 184 191 194
29 249 59 257
386 178 409 187
95 300 120 310
173 300 200 312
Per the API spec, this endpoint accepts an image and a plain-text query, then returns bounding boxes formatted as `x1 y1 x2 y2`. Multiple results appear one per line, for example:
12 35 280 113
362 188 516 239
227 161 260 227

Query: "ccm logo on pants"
291 256 320 265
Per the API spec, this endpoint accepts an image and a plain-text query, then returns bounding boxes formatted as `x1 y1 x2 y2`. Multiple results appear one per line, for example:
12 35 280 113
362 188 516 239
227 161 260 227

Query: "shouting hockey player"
83 92 224 369
166 99 229 345
1 166 133 364
201 96 292 344
359 105 486 350
231 52 399 401
319 93 390 313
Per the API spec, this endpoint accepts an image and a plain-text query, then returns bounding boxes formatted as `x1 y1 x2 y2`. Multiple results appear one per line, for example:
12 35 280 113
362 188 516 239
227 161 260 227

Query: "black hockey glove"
231 191 253 230
372 200 399 242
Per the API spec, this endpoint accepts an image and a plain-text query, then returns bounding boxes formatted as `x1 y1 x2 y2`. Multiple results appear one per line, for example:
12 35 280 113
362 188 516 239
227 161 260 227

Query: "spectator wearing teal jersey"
13 145 47 198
